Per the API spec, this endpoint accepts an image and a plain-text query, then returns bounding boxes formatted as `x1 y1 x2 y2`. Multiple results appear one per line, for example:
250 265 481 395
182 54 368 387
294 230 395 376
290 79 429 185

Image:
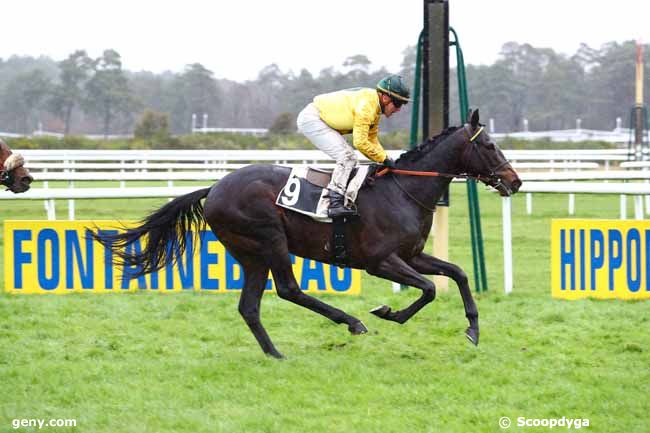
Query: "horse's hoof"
267 350 285 360
349 320 368 335
370 305 391 318
465 327 479 346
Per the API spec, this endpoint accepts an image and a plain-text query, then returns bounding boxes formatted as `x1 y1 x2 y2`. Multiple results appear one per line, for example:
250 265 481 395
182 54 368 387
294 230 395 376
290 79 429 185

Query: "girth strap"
331 216 349 268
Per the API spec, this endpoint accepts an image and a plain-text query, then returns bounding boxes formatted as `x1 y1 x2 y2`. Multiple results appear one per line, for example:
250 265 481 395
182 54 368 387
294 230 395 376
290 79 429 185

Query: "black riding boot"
328 191 356 218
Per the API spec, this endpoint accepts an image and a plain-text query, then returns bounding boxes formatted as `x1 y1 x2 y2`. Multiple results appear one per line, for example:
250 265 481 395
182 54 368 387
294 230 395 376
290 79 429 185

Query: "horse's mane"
395 126 460 164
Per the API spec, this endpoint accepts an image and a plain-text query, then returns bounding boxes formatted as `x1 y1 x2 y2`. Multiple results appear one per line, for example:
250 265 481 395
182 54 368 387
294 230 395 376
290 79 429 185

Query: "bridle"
0 151 26 189
460 125 512 195
0 161 11 187
375 125 513 212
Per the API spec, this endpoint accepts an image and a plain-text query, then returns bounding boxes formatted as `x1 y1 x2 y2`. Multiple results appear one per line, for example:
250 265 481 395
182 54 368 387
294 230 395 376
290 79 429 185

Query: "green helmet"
376 75 411 105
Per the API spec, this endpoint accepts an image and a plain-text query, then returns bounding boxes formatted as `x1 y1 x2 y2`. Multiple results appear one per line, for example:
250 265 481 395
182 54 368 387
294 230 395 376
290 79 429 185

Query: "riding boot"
328 191 356 218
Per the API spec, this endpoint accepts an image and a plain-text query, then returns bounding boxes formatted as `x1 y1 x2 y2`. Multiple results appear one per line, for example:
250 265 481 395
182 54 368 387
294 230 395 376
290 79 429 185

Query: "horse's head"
459 109 521 196
0 139 33 193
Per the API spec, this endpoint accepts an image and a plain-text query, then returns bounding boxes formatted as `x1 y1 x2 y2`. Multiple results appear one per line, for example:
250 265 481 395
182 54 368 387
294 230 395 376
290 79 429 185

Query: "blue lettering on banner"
590 229 604 291
301 260 325 290
121 239 146 289
165 234 194 290
579 229 586 290
99 230 118 289
627 229 641 292
4 222 361 295
200 231 219 290
608 229 623 291
225 251 243 290
560 229 575 291
554 222 650 298
38 229 59 290
330 267 352 292
13 230 32 289
65 230 94 289
647 230 650 292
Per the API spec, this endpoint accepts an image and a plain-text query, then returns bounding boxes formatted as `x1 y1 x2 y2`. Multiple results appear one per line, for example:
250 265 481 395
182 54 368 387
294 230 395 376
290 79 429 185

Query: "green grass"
1 183 647 433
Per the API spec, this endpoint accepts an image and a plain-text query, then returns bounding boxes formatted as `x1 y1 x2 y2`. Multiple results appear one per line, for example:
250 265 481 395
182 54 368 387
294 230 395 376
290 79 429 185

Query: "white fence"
491 128 639 144
4 147 649 222
500 181 650 294
13 148 633 164
4 148 650 296
3 124 641 143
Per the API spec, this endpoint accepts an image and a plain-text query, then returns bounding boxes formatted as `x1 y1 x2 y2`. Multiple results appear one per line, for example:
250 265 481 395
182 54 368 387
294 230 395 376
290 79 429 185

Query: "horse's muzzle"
7 174 33 193
493 169 521 197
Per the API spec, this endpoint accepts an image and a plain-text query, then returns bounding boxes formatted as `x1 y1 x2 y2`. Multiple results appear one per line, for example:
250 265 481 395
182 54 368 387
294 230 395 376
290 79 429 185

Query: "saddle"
275 165 376 222
275 165 378 268
302 166 357 189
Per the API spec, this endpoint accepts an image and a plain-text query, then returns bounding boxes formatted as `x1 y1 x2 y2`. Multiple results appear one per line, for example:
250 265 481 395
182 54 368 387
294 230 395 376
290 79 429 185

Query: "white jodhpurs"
296 103 358 199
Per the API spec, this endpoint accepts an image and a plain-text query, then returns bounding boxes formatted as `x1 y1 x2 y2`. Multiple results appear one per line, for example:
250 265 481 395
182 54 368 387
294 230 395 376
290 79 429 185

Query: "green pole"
409 31 424 149
399 30 424 292
450 26 488 293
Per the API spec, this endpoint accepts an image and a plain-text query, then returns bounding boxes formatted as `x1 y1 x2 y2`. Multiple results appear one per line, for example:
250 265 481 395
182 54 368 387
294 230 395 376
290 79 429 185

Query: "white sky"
1 0 646 81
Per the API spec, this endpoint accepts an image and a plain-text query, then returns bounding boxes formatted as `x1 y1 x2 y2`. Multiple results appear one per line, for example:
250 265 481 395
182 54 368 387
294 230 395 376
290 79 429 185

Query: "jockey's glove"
382 157 396 168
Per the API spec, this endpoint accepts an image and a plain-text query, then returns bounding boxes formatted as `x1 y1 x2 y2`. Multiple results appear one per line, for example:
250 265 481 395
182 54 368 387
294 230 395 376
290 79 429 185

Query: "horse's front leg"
366 253 436 324
407 253 479 345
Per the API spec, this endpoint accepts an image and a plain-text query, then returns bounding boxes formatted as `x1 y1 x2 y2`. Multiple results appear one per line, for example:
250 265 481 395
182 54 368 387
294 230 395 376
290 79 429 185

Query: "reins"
376 166 490 183
376 126 488 181
373 125 511 211
389 175 437 213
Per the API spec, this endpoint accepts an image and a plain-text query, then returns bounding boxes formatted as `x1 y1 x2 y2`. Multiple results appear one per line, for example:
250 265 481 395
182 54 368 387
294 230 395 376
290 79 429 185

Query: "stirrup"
328 205 357 218
327 190 358 218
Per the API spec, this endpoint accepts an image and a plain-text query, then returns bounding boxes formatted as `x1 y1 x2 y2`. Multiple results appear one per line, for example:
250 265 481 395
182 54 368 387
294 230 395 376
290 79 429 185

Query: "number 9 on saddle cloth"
276 165 372 222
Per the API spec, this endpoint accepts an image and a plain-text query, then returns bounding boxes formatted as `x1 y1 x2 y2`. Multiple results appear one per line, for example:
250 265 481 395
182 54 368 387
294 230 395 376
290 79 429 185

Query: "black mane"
396 126 460 164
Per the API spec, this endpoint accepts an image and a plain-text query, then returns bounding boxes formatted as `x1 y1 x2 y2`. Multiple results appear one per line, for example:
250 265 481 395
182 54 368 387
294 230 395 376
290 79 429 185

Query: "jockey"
296 74 410 218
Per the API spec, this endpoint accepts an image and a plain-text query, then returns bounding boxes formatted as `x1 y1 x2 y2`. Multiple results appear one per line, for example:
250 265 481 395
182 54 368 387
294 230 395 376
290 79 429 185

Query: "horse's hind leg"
268 245 367 335
238 260 284 359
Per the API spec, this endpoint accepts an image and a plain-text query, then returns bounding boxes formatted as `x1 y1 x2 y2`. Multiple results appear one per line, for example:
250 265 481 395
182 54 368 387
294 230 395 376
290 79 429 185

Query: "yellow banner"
551 219 650 300
4 221 361 295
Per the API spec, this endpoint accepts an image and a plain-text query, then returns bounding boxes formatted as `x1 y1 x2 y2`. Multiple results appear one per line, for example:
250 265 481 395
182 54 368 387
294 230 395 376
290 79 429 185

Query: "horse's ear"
470 109 480 128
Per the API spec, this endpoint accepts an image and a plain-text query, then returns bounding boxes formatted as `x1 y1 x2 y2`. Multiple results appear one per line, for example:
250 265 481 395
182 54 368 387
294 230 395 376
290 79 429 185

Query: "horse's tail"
91 187 211 278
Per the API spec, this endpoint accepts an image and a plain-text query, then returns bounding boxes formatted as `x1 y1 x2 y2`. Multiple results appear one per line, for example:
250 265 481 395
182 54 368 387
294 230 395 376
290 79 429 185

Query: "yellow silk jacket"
313 88 387 163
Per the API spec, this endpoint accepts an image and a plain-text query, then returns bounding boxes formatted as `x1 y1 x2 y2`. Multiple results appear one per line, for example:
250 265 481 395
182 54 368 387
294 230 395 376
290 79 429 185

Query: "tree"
1 69 52 133
49 50 92 134
269 112 295 135
251 64 288 127
84 49 137 137
584 41 637 129
343 54 372 73
169 63 221 133
134 110 172 147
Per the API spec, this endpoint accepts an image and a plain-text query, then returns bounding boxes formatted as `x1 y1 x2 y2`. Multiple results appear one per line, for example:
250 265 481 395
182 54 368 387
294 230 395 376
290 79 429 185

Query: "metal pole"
502 197 513 294
424 0 450 291
450 26 488 292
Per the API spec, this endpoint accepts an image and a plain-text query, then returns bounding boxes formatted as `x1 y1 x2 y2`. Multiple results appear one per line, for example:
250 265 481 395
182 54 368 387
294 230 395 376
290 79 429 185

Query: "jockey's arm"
352 106 387 164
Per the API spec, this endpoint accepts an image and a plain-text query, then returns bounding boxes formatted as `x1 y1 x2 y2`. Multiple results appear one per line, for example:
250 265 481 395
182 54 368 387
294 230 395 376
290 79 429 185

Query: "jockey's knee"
342 149 358 167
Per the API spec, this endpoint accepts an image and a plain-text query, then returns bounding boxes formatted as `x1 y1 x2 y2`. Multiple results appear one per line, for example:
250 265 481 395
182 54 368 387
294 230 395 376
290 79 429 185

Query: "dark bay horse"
0 139 33 193
95 109 521 358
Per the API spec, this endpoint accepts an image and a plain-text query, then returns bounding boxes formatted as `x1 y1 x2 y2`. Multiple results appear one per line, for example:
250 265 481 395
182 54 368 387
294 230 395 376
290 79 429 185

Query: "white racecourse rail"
3 148 650 294
500 181 650 294
14 148 631 164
